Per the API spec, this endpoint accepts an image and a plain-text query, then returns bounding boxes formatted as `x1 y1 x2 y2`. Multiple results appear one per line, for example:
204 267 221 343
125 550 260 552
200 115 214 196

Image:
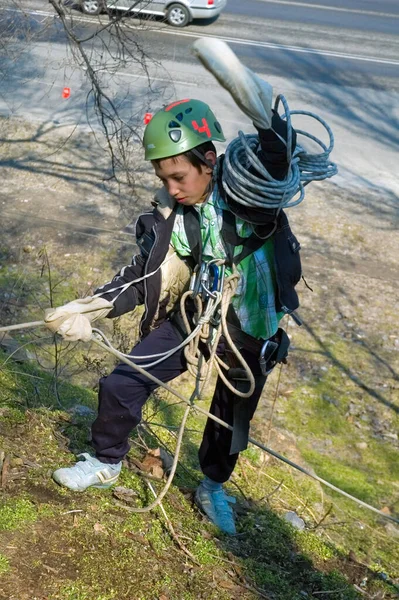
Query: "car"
79 0 227 27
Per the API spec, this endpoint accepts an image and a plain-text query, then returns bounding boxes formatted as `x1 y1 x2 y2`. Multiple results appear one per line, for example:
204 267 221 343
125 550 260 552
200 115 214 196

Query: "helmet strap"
191 147 215 170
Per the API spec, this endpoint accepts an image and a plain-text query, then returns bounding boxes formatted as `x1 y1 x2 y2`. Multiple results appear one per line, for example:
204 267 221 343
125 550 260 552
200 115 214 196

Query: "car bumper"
190 0 226 20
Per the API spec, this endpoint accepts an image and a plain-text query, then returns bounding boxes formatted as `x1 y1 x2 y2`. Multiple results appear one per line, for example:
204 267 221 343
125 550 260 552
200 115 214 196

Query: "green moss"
52 583 115 600
145 519 171 554
301 449 389 505
0 406 26 425
241 445 262 466
294 530 336 561
0 497 37 531
191 534 220 565
0 554 10 575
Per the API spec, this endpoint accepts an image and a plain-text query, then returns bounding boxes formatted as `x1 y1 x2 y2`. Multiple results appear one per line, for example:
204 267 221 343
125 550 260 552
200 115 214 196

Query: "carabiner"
259 339 279 376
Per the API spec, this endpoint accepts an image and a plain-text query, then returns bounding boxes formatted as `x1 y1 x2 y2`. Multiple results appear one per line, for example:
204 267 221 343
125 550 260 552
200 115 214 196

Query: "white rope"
92 250 177 303
90 335 399 525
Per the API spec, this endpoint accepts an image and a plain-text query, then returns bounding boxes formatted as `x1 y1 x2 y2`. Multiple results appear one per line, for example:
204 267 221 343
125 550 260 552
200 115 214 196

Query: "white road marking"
158 28 399 66
4 7 399 67
252 0 399 19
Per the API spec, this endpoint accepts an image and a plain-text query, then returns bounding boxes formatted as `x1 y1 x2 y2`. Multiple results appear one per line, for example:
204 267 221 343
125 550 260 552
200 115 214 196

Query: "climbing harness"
181 259 256 399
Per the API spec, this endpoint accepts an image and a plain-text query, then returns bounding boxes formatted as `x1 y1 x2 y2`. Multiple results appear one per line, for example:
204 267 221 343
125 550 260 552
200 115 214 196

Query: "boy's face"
152 152 215 206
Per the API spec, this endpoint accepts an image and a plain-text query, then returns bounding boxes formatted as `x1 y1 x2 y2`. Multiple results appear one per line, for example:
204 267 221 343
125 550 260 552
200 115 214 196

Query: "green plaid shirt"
170 189 283 340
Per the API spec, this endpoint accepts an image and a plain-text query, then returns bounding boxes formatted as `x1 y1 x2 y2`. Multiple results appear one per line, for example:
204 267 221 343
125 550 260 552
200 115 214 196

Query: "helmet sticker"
192 118 211 138
165 99 190 111
143 99 225 160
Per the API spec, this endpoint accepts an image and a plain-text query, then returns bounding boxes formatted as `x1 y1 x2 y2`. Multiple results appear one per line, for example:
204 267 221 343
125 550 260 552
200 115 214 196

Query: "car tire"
81 0 103 15
166 3 190 27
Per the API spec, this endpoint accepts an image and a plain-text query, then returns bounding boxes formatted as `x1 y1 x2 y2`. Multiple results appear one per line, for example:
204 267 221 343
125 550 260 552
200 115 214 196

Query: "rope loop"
219 94 338 212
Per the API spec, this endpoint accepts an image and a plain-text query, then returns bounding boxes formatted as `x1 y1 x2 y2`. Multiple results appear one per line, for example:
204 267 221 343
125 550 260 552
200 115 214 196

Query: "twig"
62 510 84 515
313 588 359 596
312 504 334 530
1 455 10 488
259 479 284 502
144 421 201 434
266 361 284 446
237 579 272 600
259 471 319 523
229 475 250 503
266 317 290 445
14 454 41 469
146 480 200 565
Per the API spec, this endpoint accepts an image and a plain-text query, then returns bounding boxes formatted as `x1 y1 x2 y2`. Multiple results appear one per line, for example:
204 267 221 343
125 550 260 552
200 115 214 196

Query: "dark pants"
91 319 267 483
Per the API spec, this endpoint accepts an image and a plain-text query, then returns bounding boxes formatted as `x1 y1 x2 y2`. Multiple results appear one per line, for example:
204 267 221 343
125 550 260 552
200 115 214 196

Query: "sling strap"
221 209 277 266
183 205 202 267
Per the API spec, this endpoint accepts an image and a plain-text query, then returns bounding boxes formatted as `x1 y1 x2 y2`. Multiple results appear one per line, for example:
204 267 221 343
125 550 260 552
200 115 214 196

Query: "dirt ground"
0 115 398 599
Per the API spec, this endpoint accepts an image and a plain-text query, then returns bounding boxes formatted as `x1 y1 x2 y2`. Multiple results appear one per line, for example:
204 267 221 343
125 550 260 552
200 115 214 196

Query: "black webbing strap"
230 385 260 455
183 205 202 266
222 210 276 266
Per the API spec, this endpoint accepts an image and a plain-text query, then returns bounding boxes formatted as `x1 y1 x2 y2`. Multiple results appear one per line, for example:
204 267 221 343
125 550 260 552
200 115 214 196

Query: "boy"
45 40 302 534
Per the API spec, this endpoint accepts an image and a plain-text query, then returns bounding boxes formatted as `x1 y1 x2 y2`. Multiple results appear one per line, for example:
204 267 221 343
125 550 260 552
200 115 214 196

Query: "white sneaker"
52 453 121 491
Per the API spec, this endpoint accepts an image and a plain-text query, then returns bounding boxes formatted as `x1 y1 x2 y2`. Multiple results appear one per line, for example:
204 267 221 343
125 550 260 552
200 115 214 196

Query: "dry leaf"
218 580 239 590
93 522 108 535
113 486 137 503
380 506 391 515
125 532 149 545
141 454 164 478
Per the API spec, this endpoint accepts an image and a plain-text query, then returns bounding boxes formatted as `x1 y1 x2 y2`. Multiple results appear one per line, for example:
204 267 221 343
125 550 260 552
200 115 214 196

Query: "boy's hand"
44 297 113 342
192 38 273 130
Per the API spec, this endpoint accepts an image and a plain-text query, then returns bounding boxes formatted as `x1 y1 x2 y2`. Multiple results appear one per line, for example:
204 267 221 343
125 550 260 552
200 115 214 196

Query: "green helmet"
143 98 225 161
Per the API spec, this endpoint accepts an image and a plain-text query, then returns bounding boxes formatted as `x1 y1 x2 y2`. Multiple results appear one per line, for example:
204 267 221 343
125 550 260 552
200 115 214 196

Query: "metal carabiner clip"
259 339 279 376
191 262 207 299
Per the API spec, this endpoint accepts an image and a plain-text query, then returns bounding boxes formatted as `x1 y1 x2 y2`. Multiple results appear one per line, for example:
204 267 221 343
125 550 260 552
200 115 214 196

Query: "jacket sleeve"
93 253 146 318
255 110 297 181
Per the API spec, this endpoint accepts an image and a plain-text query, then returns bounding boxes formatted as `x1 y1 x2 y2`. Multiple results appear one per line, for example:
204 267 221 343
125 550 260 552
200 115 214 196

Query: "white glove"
192 38 273 130
44 297 113 342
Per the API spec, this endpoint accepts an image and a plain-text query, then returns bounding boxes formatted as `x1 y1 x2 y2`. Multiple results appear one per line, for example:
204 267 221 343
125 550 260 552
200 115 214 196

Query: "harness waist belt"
227 322 273 355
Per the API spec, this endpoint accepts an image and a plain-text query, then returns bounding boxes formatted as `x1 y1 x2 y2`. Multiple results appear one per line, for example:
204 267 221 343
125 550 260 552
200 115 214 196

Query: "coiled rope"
219 94 338 212
0 318 398 525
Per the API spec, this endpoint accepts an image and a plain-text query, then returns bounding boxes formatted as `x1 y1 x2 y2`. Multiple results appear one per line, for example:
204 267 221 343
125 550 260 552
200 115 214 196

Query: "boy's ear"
204 150 217 170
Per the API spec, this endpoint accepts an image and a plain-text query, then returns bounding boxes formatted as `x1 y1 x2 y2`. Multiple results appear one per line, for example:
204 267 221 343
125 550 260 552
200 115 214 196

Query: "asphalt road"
226 0 399 35
1 0 398 196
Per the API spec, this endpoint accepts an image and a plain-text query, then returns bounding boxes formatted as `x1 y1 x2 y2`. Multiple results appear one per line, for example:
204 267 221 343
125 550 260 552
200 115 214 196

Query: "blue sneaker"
52 453 121 491
195 481 236 534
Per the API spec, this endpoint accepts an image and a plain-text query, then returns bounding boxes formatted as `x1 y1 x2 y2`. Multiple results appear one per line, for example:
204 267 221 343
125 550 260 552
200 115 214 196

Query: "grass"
0 115 398 599
1 339 397 599
0 497 38 531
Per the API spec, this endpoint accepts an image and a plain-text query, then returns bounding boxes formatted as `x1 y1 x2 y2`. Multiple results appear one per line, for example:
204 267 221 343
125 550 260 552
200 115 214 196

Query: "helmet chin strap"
191 147 215 170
